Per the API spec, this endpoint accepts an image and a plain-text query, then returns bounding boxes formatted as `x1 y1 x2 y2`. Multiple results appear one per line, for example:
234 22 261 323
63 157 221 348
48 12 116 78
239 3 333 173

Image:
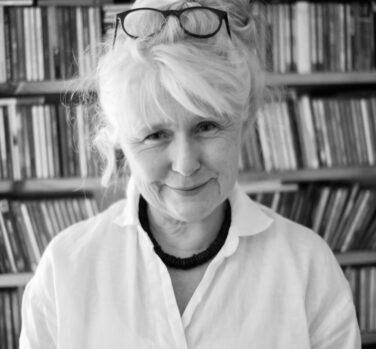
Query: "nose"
170 135 200 177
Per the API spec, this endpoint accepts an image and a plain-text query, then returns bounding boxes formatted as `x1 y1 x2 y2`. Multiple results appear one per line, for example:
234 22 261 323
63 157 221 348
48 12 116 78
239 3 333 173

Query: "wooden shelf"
0 0 112 6
267 72 376 86
238 167 376 184
0 177 101 194
0 273 33 288
0 80 78 96
0 0 32 5
1 72 376 95
38 0 112 5
336 251 376 266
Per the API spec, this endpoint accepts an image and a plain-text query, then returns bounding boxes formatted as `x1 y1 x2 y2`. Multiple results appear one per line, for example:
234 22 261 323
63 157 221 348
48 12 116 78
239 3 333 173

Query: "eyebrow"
135 115 219 134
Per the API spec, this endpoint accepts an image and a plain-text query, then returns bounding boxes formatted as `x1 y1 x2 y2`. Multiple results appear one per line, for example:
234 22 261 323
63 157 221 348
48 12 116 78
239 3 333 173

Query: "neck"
146 202 226 258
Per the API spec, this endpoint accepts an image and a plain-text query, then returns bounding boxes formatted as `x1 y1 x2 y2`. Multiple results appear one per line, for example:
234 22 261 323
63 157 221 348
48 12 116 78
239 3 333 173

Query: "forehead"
123 89 228 133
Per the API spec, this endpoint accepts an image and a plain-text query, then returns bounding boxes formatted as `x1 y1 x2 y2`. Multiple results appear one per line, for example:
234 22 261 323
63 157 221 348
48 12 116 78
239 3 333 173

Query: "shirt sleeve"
306 241 361 349
19 247 58 349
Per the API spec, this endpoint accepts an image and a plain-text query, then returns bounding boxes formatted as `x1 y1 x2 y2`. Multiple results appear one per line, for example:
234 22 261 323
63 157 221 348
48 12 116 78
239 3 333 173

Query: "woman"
20 0 361 348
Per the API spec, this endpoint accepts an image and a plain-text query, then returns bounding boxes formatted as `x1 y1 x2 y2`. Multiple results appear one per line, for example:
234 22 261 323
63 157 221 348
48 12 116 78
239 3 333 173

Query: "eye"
144 130 170 142
195 121 220 134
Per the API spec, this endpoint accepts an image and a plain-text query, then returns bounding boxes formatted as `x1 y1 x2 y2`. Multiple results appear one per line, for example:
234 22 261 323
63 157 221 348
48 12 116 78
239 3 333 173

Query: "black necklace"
138 196 231 270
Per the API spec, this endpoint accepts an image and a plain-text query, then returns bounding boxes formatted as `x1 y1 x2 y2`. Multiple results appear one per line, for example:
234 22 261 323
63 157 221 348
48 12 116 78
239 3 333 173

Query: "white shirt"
20 178 361 349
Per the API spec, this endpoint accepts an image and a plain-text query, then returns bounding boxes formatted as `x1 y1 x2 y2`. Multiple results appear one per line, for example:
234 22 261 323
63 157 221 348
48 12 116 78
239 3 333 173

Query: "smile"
168 181 210 195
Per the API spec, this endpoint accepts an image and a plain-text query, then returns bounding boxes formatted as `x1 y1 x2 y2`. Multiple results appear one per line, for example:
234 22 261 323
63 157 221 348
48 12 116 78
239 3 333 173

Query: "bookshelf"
0 0 375 347
0 177 101 194
239 167 376 183
0 273 32 287
1 72 376 96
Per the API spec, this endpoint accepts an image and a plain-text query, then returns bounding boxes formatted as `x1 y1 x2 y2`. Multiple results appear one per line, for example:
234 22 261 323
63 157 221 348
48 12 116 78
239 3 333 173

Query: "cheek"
124 146 169 181
202 139 240 178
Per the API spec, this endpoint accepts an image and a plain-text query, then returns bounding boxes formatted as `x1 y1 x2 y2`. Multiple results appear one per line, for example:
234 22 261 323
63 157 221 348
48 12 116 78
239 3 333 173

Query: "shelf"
267 72 376 87
336 251 376 266
0 0 33 5
37 0 112 5
0 80 78 96
0 0 112 5
238 167 376 184
0 273 33 288
2 72 376 95
0 177 102 194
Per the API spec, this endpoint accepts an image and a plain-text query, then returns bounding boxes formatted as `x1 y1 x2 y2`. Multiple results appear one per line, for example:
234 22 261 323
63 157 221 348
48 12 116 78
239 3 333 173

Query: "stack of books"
0 6 101 82
250 183 376 252
0 98 99 180
251 1 375 73
0 196 99 273
240 93 376 172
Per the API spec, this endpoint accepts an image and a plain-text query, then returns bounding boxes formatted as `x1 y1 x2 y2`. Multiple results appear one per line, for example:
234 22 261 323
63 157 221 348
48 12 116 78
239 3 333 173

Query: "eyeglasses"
112 6 231 47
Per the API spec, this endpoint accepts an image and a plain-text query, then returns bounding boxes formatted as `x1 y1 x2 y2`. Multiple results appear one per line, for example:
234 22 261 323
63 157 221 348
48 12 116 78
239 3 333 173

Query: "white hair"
85 0 269 187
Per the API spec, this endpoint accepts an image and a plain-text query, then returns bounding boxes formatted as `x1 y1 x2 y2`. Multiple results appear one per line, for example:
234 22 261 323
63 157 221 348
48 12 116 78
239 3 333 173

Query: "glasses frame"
112 6 232 47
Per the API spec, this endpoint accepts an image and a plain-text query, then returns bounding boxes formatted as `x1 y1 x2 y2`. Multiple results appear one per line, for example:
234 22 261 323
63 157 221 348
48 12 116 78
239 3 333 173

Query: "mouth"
168 180 210 194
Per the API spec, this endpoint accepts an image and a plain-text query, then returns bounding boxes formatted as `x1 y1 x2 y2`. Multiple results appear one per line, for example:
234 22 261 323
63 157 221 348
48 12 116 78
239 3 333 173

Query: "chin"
167 201 218 223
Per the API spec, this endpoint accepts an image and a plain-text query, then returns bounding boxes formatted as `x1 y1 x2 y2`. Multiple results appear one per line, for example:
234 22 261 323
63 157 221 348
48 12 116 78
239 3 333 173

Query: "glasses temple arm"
224 17 231 38
112 17 120 48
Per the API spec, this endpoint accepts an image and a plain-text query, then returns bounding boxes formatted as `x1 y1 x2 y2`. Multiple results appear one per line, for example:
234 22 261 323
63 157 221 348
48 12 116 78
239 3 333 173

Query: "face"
120 98 243 223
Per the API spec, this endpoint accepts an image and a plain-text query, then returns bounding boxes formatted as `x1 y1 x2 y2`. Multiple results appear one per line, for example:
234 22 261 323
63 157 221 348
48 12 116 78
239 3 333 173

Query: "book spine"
0 7 7 83
30 105 39 178
15 7 26 81
295 2 311 73
44 105 55 178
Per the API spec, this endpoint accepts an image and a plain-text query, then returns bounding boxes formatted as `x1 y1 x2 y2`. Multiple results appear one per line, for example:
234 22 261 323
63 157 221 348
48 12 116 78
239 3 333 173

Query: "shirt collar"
113 177 274 237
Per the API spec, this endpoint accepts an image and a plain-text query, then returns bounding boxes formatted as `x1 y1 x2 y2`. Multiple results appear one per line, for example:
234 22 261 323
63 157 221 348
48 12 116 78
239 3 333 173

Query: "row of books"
239 93 376 172
344 266 376 332
252 2 375 73
0 196 99 273
0 6 101 82
0 98 100 180
0 288 22 349
250 183 376 252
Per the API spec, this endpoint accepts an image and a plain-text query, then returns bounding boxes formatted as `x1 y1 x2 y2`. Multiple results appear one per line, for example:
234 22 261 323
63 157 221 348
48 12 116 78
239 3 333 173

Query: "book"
3 291 14 349
294 2 311 73
322 187 349 246
360 98 376 165
0 201 17 273
339 190 372 252
10 201 39 272
311 186 331 233
15 7 26 81
0 107 8 178
296 95 319 168
10 289 21 345
0 7 7 83
23 7 33 81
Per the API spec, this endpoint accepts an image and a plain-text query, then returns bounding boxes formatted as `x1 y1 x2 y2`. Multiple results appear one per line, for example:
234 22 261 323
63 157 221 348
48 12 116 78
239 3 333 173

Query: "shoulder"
25 199 131 298
255 202 353 299
258 203 331 261
241 200 349 291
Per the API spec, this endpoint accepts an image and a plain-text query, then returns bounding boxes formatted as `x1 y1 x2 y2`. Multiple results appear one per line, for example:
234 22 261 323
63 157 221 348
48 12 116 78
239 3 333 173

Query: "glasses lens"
122 9 165 38
180 8 221 36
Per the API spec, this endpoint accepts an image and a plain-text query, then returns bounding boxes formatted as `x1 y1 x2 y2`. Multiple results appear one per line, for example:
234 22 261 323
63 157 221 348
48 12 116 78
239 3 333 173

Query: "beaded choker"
138 196 231 270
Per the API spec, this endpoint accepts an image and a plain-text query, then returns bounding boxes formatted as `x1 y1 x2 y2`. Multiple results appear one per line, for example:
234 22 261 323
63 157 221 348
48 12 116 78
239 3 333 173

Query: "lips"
168 180 210 192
